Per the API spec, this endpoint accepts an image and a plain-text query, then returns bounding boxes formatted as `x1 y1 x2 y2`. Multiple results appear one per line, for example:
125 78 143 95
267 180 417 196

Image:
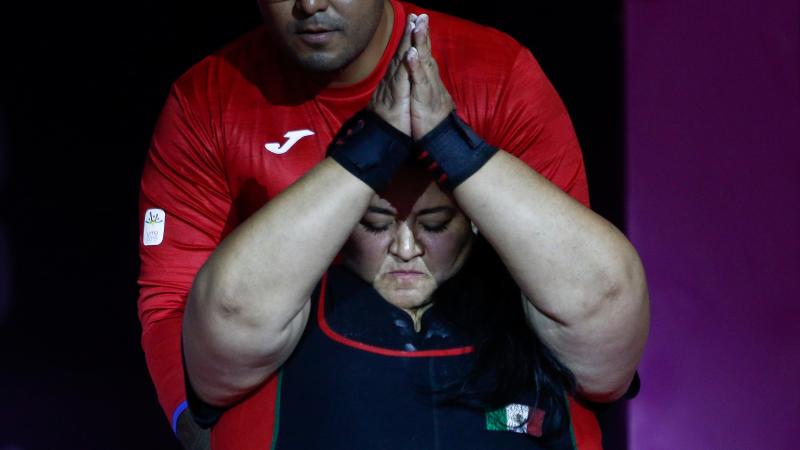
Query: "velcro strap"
415 112 497 190
328 109 412 192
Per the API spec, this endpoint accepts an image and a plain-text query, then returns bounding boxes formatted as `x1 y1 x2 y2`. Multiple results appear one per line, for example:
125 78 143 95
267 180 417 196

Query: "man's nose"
296 0 330 15
389 223 424 261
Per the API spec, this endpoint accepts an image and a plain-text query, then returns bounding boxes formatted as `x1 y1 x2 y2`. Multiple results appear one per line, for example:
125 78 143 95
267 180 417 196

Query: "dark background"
0 1 624 448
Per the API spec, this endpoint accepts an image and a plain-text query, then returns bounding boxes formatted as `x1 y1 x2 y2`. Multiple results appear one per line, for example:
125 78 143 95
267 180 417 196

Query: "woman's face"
342 181 474 314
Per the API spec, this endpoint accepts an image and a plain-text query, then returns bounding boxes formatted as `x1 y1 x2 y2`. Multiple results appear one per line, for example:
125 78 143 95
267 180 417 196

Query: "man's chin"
292 50 350 74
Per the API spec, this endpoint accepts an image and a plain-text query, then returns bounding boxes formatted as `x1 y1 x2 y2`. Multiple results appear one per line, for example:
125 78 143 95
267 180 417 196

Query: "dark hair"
432 234 577 441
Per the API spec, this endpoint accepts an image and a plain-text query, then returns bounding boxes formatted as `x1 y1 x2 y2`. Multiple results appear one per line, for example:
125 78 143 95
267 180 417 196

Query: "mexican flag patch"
485 403 545 437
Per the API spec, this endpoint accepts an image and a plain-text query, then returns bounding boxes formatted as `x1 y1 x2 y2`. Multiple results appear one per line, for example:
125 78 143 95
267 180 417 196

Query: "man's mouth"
296 28 337 46
298 26 335 34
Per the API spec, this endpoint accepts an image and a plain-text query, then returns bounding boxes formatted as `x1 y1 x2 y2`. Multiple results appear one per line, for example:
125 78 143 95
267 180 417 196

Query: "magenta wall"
625 0 800 448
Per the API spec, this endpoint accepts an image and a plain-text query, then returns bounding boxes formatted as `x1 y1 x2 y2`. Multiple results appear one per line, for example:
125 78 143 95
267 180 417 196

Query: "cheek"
258 4 285 29
342 231 391 279
341 3 383 43
259 5 305 53
418 229 472 281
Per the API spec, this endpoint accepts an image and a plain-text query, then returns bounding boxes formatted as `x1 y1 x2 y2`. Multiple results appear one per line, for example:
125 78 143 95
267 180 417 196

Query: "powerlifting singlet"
208 266 594 449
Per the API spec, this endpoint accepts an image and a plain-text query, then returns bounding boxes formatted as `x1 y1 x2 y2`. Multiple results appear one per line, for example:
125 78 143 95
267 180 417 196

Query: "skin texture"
257 0 393 86
342 179 474 317
368 13 453 138
405 14 454 138
369 12 415 134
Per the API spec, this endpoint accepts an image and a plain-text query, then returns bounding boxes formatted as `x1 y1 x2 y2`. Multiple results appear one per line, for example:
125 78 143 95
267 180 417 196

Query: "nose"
295 0 330 16
389 222 424 262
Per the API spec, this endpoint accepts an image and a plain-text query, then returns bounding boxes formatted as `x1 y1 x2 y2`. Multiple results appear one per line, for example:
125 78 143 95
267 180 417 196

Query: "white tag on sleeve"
143 208 166 246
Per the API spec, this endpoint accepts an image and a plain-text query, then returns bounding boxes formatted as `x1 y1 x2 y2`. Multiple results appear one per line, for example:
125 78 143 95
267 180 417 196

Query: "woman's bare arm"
406 14 648 403
183 159 374 407
182 14 419 408
454 151 649 402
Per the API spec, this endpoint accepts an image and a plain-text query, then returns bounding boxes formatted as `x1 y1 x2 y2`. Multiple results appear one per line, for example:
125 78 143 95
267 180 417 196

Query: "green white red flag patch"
485 403 545 437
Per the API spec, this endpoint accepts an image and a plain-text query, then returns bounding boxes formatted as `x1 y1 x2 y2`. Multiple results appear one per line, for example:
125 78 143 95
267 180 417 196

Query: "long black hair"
432 233 577 440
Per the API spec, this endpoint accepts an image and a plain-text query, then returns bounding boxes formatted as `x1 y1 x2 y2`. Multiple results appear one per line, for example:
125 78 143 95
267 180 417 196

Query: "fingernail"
415 15 427 31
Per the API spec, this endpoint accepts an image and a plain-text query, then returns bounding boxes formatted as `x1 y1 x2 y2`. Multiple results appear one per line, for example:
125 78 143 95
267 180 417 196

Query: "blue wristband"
328 109 412 192
415 112 498 190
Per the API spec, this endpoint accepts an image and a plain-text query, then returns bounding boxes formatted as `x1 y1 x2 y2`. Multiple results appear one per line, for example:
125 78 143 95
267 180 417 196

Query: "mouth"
296 28 338 46
387 270 426 281
298 26 335 33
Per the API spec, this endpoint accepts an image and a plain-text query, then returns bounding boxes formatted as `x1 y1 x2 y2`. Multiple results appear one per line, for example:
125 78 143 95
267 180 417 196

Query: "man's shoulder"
172 26 274 95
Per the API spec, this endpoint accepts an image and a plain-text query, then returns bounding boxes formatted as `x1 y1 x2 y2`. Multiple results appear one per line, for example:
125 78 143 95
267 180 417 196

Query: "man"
139 0 645 448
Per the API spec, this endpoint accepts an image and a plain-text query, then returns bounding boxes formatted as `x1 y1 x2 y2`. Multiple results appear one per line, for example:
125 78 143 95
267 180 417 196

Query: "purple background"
626 0 800 448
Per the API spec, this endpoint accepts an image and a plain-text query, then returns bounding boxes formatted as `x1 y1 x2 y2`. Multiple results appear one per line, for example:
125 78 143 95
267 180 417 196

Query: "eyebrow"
366 205 454 216
416 206 454 216
366 206 396 216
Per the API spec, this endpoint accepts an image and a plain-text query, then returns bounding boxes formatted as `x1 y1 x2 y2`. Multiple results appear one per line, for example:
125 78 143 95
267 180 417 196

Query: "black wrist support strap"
415 112 498 190
328 109 412 192
182 343 224 429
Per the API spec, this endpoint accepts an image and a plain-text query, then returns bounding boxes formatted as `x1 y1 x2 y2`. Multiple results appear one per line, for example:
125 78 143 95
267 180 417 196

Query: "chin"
387 293 429 310
294 41 367 74
376 283 436 312
286 39 356 73
295 53 344 73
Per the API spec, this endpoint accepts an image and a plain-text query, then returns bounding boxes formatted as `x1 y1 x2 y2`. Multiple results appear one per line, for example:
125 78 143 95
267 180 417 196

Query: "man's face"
257 0 387 73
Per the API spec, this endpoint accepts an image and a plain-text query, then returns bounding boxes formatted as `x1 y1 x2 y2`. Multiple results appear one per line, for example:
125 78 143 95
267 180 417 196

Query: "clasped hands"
330 13 496 192
369 13 453 140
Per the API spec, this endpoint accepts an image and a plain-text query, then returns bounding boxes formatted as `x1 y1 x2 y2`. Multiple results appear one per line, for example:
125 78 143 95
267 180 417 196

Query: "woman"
182 13 648 449
183 160 647 449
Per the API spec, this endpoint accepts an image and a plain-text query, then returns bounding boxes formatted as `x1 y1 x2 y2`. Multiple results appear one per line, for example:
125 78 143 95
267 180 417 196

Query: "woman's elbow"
578 370 639 404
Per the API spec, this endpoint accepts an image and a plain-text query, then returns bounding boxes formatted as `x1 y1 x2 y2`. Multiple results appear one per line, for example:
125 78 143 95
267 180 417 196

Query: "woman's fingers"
406 46 427 89
385 14 415 77
406 14 454 139
390 15 416 98
398 14 417 56
367 14 418 135
407 15 432 101
411 14 432 63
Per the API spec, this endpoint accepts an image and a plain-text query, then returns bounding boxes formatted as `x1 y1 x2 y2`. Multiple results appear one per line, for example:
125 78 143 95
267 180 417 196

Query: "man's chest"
217 98 367 218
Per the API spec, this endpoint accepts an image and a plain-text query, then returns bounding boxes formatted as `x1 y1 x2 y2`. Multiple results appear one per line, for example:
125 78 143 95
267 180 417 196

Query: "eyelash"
421 223 449 233
361 222 390 234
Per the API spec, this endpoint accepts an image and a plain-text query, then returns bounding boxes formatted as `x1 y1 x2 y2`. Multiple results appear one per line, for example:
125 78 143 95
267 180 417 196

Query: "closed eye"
360 221 392 234
420 222 449 233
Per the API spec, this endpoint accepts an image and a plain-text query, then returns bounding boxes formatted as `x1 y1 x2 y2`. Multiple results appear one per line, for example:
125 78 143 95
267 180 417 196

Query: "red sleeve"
138 82 233 429
485 47 590 208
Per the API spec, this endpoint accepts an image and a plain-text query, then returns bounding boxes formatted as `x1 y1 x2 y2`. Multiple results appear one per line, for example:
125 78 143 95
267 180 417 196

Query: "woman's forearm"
454 150 649 400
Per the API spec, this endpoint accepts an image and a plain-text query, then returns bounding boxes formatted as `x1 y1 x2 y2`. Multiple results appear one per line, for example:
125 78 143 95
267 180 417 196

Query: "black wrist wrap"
182 344 224 429
415 112 498 190
328 109 412 192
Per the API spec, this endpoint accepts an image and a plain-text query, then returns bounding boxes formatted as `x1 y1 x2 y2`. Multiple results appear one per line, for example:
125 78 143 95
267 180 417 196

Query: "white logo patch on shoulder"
143 208 166 246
